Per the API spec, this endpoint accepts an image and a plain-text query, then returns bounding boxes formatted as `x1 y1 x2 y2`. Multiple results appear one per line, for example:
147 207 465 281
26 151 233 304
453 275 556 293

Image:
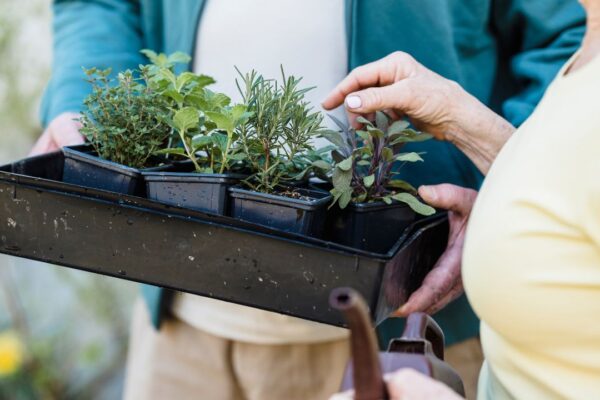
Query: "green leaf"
375 111 389 132
390 131 433 145
387 180 417 193
173 107 199 133
395 152 424 162
337 156 353 172
231 104 249 122
191 135 213 149
388 120 410 136
312 160 332 170
154 147 187 156
382 196 393 205
357 160 371 166
367 126 385 139
206 111 233 132
391 193 436 216
320 129 349 151
156 68 177 85
356 116 373 126
382 147 394 162
163 89 184 104
332 168 352 191
211 132 229 152
339 190 352 209
357 130 370 142
140 49 159 64
363 174 375 188
167 52 192 65
176 72 196 91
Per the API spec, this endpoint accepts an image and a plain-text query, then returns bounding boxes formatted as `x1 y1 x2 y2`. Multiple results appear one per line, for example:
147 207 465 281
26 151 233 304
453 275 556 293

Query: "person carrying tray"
34 1 584 399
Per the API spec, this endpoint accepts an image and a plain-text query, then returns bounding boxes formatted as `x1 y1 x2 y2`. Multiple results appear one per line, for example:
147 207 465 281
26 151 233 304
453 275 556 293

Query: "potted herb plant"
228 68 332 237
320 112 437 253
62 52 189 195
140 50 252 214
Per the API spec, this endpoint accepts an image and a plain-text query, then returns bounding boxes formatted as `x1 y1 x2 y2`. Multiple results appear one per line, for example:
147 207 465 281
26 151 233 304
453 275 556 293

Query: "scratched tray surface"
0 151 448 327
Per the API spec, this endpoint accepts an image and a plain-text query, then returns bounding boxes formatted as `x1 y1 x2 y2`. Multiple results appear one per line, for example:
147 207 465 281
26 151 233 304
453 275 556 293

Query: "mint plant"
79 67 172 168
235 67 326 193
322 112 436 216
143 50 252 174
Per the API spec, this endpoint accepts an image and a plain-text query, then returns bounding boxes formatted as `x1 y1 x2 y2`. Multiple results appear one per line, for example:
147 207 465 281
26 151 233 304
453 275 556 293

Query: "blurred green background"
0 1 138 398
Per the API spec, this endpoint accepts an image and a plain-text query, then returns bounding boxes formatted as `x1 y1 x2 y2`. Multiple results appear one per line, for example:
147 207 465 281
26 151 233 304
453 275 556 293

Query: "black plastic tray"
0 151 448 327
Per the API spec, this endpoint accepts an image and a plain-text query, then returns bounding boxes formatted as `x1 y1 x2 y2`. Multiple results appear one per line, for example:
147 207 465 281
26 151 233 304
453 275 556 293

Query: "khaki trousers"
123 300 350 400
123 301 483 400
445 337 484 400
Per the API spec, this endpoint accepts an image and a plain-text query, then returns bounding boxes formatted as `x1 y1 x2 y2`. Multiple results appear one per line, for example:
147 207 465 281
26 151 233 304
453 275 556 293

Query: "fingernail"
419 186 436 202
346 96 362 109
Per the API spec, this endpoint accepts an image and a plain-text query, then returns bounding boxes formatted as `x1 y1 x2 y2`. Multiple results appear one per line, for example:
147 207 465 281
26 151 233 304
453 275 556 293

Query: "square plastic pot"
229 186 332 237
327 201 417 253
142 164 246 215
62 145 168 196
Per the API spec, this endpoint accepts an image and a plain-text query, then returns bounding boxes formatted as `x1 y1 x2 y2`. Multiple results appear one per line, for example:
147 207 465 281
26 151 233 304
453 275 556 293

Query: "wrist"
446 90 515 174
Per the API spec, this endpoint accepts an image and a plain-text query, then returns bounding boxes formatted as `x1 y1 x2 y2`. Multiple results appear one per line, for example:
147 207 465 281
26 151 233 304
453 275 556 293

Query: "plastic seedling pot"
62 145 168 196
142 162 246 215
327 200 418 254
229 186 332 237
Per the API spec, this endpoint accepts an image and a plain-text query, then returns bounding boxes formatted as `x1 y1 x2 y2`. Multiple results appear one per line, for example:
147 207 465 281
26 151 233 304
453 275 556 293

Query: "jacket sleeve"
40 0 146 127
493 1 585 126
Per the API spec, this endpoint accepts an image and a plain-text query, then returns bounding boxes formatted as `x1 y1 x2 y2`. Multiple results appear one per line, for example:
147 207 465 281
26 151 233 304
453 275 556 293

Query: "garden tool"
330 287 465 400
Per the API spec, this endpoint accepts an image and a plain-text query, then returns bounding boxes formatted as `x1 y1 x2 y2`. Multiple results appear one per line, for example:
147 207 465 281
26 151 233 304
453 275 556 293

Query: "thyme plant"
235 67 325 193
322 112 436 215
79 67 172 168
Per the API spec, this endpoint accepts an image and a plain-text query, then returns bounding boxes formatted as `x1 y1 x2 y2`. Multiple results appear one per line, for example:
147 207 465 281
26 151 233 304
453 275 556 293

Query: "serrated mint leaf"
173 107 199 133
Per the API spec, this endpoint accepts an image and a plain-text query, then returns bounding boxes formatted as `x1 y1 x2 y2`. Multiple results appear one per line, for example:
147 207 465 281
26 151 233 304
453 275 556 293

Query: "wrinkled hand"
394 184 478 317
322 51 471 140
322 52 514 174
330 369 463 400
29 112 84 156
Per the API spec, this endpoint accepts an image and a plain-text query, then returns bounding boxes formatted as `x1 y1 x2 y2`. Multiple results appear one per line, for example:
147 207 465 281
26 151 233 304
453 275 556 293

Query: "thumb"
344 81 412 114
418 184 477 214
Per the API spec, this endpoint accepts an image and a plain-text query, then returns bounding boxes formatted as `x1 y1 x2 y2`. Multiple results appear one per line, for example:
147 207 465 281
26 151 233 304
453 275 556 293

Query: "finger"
322 52 416 110
393 246 462 316
329 390 354 400
424 284 464 315
342 80 416 115
385 369 426 398
418 184 478 215
52 119 85 148
28 131 53 156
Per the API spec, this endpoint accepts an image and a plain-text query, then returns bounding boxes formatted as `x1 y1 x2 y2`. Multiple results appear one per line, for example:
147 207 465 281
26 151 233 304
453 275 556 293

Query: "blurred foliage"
0 0 51 163
0 3 139 400
0 259 137 400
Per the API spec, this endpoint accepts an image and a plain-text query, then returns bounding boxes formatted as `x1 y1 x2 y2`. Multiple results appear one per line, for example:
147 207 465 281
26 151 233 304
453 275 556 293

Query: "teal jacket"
42 0 585 346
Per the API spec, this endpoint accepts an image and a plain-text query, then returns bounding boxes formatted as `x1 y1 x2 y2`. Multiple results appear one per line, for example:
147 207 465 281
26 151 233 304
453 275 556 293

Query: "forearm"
42 0 145 127
447 90 516 175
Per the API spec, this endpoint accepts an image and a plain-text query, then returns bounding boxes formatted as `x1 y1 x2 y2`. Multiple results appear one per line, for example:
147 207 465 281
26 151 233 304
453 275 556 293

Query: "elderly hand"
29 112 85 156
330 369 464 400
394 184 478 316
322 52 515 174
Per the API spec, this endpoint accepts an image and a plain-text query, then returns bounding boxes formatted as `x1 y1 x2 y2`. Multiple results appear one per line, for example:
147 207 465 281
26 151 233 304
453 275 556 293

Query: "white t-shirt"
171 0 349 344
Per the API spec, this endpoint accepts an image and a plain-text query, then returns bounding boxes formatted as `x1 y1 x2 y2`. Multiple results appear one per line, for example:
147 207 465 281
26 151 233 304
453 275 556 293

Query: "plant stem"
219 129 233 174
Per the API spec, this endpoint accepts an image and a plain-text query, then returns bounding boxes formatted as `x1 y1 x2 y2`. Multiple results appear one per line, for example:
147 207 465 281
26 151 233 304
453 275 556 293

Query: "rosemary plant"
235 67 325 193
